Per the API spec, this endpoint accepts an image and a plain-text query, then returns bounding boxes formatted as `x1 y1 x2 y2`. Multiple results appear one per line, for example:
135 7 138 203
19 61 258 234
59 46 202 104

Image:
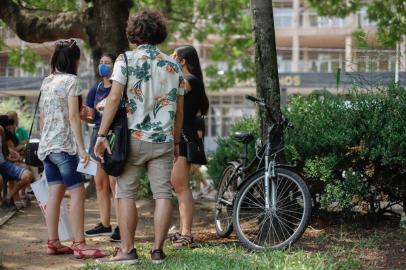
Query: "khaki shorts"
116 138 174 200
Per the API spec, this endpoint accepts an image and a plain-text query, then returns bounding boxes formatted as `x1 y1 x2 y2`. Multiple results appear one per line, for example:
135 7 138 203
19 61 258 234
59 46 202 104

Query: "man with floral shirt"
94 10 184 265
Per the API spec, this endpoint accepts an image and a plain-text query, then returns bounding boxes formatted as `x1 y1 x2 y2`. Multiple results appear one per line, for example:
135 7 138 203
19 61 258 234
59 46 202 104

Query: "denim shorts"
43 152 84 190
0 161 27 180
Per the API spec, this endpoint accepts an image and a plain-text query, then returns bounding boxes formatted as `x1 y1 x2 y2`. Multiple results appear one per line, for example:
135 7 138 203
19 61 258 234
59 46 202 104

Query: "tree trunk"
250 0 282 140
0 0 133 77
87 0 132 75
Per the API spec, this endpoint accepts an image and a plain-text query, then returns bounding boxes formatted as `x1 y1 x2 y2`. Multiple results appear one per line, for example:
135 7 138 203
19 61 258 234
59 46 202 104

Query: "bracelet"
97 133 107 138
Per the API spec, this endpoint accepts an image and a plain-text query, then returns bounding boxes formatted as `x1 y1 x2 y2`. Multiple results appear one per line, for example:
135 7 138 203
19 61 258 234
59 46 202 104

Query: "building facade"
0 0 405 151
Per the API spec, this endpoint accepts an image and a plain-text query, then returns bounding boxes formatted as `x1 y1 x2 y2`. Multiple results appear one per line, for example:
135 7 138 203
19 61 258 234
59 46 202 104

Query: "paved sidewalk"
0 195 216 270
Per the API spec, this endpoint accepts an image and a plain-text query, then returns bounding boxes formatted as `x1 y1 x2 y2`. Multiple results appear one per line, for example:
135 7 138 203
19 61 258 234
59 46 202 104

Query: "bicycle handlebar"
245 95 276 124
245 95 266 106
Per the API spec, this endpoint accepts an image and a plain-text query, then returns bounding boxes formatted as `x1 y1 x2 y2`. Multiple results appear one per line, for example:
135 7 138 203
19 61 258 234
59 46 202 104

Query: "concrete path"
0 194 216 270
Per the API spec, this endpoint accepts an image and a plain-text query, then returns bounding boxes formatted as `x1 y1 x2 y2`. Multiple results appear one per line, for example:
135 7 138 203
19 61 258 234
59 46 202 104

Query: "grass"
357 232 380 249
82 242 362 270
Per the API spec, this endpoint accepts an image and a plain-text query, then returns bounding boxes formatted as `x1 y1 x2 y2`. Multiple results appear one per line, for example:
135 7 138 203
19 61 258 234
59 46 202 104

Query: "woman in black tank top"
170 45 209 247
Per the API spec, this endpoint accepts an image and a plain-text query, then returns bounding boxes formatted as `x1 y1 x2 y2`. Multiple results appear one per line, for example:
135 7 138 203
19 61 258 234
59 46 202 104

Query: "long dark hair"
0 115 18 146
175 45 209 115
51 39 80 75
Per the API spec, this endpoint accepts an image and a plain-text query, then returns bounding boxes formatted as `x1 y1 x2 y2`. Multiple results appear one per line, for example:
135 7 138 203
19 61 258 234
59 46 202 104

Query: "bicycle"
214 95 312 250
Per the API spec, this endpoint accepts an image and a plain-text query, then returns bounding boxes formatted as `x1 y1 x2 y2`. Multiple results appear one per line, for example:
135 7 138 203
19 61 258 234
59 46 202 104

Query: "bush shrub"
284 82 406 214
208 83 406 215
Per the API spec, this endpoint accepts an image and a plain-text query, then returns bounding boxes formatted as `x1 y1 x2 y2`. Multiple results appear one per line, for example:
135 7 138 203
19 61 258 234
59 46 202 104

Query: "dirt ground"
0 196 405 270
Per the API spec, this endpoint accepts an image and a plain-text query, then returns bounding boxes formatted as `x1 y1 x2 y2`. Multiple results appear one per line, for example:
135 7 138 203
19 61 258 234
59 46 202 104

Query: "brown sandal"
71 240 106 259
170 232 182 243
172 234 194 248
47 239 73 255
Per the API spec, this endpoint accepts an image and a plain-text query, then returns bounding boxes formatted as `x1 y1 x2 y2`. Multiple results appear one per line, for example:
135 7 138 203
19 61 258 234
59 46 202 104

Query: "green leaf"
167 88 177 102
8 48 41 74
169 111 176 120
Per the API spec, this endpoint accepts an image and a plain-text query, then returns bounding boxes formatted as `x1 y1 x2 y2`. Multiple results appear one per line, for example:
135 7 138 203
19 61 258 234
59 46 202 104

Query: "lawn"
83 242 362 270
83 214 406 270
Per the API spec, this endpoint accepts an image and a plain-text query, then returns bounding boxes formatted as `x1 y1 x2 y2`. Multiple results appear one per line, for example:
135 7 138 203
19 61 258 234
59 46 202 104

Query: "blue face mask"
98 64 111 77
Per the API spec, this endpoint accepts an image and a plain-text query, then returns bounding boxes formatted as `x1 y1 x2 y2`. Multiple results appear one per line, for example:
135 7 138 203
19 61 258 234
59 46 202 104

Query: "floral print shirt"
111 44 185 143
37 74 83 160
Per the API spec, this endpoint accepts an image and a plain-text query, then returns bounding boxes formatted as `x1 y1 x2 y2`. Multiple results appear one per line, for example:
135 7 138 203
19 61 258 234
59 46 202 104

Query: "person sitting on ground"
7 111 29 146
7 111 40 202
2 116 31 208
0 116 34 212
84 53 120 242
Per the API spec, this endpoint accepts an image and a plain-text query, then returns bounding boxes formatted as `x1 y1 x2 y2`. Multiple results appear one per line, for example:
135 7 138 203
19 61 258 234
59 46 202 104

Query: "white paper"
76 159 97 176
31 175 73 241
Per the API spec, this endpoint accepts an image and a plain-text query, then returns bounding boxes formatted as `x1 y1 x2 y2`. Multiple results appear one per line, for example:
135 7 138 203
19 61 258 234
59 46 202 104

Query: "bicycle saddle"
233 132 254 143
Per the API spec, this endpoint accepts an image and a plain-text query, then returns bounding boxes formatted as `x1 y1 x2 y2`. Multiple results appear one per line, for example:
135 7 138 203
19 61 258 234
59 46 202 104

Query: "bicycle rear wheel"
215 164 239 238
233 168 311 250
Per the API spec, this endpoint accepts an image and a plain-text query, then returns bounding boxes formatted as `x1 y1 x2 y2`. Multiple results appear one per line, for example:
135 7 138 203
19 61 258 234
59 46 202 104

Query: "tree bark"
250 0 282 140
0 0 133 77
87 0 133 73
0 0 88 42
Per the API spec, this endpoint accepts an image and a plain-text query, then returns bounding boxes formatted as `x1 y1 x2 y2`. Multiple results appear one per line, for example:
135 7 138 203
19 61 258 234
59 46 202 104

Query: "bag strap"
92 81 103 108
122 52 129 103
28 91 41 141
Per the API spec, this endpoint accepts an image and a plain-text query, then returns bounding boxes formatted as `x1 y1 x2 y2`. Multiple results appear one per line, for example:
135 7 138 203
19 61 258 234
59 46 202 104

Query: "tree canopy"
0 0 405 90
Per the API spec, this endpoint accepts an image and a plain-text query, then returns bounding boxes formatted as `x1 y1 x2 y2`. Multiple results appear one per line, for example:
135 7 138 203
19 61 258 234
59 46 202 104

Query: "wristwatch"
97 133 107 138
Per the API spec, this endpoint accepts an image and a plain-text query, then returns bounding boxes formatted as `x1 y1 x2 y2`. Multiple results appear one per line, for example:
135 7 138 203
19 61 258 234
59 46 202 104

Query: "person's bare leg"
118 198 137 253
46 184 65 240
69 185 86 241
171 157 193 236
95 165 111 227
109 176 118 222
70 185 106 256
153 199 173 250
7 170 33 200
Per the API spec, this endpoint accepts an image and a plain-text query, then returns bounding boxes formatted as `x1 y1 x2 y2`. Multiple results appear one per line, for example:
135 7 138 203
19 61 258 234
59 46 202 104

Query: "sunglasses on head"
55 39 77 48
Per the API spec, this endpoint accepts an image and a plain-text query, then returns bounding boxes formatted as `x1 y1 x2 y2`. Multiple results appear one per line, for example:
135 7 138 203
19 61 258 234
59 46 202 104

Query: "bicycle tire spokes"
236 174 306 248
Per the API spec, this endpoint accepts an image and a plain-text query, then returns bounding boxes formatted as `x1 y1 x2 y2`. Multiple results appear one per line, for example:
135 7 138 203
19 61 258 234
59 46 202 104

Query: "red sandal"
71 240 107 259
47 239 73 255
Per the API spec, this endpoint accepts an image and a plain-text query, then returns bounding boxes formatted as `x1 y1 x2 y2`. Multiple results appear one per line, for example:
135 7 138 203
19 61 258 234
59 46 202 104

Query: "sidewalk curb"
0 209 17 227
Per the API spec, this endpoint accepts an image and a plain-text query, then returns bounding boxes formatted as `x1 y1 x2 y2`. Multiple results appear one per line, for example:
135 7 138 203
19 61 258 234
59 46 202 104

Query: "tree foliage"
1 0 404 85
307 0 406 48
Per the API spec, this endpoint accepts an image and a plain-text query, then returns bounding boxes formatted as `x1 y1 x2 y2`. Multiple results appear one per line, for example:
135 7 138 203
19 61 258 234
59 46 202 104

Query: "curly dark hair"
126 9 168 45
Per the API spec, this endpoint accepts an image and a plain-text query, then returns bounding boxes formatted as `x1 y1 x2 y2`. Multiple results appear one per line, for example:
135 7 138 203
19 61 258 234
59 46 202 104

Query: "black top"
182 74 204 141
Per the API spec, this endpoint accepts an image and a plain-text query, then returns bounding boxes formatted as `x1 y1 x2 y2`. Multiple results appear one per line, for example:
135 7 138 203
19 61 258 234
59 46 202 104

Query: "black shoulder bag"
102 53 130 177
183 133 207 165
25 91 43 167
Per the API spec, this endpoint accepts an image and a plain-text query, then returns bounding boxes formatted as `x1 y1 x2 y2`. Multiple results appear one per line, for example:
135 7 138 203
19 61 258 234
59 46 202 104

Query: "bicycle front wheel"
233 168 311 250
214 164 239 238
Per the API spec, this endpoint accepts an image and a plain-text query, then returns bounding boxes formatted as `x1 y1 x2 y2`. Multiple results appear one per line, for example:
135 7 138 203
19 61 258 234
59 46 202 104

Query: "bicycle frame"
244 95 287 211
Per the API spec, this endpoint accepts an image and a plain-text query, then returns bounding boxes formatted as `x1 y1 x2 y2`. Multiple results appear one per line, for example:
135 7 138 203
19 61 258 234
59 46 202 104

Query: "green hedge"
208 83 406 215
284 83 406 213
